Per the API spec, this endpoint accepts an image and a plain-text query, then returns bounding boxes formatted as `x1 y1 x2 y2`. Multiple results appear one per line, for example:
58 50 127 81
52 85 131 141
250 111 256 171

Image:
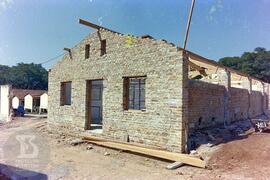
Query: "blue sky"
0 0 269 69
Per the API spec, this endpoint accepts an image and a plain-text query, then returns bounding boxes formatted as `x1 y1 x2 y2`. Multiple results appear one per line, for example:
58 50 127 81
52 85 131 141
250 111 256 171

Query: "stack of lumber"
82 136 206 168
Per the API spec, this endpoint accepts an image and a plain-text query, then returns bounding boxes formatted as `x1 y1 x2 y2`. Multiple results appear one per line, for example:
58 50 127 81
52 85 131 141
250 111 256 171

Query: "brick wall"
229 87 249 121
188 80 225 130
188 79 266 131
48 29 188 152
250 91 263 117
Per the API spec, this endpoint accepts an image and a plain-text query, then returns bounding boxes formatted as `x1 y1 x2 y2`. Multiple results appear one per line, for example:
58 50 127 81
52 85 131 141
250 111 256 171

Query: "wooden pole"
183 0 196 50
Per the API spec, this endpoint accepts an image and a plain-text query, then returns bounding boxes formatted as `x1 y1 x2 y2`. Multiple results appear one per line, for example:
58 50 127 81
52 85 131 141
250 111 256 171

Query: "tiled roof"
11 89 47 99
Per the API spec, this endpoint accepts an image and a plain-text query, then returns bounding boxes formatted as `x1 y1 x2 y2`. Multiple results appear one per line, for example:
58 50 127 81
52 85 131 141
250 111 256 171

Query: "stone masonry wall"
48 29 188 152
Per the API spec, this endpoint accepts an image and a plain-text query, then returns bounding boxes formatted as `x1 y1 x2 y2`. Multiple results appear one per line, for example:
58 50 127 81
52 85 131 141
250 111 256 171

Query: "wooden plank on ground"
82 136 206 168
83 136 166 150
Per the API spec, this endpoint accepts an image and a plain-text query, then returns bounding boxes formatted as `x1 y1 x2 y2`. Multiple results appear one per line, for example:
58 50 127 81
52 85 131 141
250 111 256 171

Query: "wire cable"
39 52 65 65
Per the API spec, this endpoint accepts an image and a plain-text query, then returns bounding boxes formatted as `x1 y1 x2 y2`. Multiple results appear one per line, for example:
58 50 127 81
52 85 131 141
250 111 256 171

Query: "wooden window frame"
123 77 129 110
60 81 72 106
123 76 146 110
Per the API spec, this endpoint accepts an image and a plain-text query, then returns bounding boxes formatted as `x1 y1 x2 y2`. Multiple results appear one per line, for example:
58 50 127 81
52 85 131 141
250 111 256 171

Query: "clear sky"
0 0 269 69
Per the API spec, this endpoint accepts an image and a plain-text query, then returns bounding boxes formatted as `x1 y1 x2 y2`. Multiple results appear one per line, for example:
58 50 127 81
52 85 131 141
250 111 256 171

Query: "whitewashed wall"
40 93 48 110
12 96 19 109
0 85 11 122
24 94 33 111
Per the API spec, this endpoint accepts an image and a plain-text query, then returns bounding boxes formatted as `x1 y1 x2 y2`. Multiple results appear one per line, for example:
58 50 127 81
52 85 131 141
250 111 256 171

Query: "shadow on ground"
0 163 48 180
189 119 255 151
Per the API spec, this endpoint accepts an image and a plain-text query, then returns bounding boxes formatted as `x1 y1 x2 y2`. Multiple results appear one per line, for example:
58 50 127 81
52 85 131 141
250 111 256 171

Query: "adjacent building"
11 89 30 109
40 92 48 113
11 89 47 113
24 90 47 113
0 85 11 122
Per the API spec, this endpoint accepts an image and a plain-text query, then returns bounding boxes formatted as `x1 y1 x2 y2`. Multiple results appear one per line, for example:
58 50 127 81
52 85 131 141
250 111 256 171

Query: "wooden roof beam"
188 61 207 76
183 50 265 83
79 19 103 30
78 19 121 34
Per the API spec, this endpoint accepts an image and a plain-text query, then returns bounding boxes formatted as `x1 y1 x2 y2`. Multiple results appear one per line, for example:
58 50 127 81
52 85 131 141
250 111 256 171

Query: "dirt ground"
1 117 270 180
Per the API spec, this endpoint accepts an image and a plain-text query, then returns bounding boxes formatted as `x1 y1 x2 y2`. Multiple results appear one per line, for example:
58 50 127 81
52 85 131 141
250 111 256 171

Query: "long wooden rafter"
79 19 122 34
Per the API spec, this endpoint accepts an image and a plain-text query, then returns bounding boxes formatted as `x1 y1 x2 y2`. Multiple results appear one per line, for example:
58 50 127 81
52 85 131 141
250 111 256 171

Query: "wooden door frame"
85 80 92 130
85 79 104 130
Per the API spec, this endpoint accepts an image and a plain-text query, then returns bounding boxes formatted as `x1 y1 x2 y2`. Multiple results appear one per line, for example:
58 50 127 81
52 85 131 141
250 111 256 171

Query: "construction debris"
166 162 184 170
86 145 93 150
251 114 270 132
189 119 255 151
70 139 85 146
207 132 216 141
190 150 197 155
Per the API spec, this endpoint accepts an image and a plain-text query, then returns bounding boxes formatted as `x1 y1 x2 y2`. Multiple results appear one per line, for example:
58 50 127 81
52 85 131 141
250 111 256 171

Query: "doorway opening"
85 80 103 132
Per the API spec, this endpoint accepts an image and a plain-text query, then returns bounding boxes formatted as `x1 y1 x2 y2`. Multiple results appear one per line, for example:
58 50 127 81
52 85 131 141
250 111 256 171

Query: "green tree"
0 63 48 90
219 47 270 83
0 65 10 85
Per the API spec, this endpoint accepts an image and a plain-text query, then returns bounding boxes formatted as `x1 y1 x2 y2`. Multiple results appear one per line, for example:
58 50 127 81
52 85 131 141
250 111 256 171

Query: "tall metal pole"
183 0 196 50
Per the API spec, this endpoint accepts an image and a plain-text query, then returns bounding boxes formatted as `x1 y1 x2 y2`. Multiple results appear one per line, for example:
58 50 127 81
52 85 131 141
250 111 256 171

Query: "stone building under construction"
48 20 270 153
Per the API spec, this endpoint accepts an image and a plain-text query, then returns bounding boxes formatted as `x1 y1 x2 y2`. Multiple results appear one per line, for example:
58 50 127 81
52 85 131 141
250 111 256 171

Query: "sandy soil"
1 117 270 180
208 130 270 179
